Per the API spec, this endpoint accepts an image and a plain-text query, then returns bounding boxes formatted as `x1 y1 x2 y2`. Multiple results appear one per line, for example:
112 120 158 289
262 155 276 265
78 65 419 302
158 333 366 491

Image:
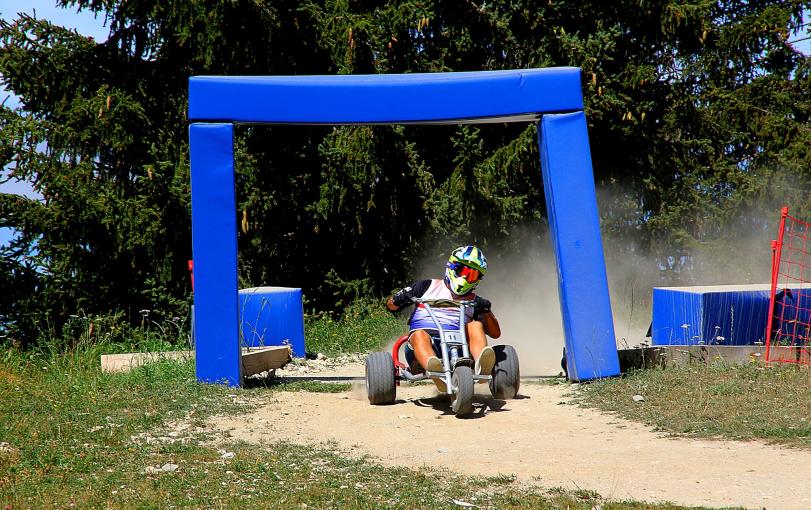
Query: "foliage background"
1 0 809 347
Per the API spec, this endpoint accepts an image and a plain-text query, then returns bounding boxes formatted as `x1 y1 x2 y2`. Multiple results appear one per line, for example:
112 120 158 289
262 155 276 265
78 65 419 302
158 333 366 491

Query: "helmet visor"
453 263 481 284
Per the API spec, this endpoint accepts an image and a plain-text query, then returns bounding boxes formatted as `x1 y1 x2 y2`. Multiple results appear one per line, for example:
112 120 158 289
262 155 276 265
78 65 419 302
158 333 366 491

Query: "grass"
574 360 811 448
0 344 708 510
304 299 404 356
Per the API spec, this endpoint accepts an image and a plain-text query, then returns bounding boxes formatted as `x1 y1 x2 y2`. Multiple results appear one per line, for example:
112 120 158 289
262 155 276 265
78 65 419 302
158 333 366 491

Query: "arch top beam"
188 67 583 124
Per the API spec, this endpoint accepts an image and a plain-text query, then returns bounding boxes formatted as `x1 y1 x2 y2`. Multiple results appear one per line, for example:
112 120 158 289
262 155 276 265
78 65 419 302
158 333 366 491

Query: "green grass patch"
304 299 403 356
21 310 193 355
0 344 707 509
574 361 811 448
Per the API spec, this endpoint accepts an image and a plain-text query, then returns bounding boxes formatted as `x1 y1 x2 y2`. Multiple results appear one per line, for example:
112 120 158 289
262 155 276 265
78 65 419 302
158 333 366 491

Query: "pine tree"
1 0 809 346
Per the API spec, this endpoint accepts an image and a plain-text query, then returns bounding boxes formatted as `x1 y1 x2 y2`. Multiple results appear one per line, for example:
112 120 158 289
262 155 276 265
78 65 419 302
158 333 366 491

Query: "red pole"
188 260 194 292
765 240 778 360
765 207 789 362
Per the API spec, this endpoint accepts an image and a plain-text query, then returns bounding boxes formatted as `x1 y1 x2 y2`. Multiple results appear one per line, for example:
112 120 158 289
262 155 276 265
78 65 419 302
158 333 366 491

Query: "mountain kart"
365 298 520 417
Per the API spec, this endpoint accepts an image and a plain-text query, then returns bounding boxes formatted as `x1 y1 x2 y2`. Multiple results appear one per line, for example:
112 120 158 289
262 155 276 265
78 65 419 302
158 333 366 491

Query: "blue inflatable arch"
188 68 620 386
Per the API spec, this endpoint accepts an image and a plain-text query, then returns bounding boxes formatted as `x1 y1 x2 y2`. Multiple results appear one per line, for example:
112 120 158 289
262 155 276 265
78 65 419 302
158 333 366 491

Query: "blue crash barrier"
239 287 306 358
652 284 811 346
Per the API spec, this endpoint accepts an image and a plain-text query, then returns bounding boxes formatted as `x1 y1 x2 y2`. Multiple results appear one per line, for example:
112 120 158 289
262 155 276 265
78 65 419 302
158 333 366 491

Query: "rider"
386 245 501 392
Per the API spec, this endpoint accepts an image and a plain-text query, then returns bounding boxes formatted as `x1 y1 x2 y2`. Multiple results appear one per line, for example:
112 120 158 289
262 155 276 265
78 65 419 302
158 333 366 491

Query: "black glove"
392 287 414 308
473 296 491 314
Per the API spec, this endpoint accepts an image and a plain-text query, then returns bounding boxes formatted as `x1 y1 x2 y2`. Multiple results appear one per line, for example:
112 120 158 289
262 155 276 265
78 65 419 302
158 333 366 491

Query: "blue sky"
1 0 109 111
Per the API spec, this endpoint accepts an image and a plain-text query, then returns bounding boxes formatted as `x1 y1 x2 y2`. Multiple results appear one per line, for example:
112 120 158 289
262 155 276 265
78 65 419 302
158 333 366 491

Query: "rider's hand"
473 296 491 314
392 287 414 308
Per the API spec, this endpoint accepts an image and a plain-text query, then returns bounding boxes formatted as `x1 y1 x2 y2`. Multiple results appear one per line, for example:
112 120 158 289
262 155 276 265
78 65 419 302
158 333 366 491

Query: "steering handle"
411 297 475 307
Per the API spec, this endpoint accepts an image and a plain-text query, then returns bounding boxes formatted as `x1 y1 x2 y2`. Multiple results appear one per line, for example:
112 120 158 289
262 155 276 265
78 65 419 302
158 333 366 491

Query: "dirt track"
207 364 811 510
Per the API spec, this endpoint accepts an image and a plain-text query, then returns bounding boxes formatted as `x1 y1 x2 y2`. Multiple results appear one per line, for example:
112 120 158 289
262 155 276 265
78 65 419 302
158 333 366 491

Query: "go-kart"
365 297 520 417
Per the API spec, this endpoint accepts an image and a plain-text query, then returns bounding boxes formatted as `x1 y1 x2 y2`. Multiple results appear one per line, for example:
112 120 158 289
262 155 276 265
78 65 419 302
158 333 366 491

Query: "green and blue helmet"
444 245 488 295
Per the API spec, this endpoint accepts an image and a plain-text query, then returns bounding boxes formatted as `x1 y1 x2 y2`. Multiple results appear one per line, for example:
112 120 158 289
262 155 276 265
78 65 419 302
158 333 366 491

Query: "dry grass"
575 360 811 447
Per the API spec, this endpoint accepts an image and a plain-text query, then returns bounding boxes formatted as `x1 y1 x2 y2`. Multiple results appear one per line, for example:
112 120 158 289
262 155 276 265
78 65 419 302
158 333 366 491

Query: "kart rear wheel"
365 352 396 405
451 365 474 416
489 344 520 399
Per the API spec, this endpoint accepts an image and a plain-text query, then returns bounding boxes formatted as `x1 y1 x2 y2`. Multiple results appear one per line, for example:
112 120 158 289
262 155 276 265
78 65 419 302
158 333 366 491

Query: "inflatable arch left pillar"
190 123 240 384
188 69 620 386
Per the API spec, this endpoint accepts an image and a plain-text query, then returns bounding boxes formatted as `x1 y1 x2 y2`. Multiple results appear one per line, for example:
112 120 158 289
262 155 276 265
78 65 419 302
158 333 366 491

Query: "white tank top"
409 279 475 332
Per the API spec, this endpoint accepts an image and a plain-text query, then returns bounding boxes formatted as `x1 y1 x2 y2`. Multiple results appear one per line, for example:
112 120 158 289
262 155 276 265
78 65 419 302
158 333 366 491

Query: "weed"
13 310 192 356
304 298 403 356
487 473 518 485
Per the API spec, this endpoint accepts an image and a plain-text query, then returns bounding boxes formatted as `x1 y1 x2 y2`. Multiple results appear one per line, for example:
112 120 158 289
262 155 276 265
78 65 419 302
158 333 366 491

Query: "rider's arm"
387 279 432 312
479 310 501 339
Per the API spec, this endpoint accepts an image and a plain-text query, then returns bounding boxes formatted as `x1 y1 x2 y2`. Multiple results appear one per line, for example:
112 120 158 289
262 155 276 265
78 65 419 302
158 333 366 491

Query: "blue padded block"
239 287 306 358
189 68 583 124
539 112 620 381
190 123 241 386
651 284 811 346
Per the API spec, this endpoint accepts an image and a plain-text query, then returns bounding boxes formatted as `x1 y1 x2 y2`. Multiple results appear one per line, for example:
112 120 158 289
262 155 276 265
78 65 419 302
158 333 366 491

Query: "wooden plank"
102 345 292 376
241 345 292 377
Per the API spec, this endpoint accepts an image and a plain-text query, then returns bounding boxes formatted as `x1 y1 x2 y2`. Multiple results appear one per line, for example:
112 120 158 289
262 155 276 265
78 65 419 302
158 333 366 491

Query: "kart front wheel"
365 352 396 405
451 365 474 417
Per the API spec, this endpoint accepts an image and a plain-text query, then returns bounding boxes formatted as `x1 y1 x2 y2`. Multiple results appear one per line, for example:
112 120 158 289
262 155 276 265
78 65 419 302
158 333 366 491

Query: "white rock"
437 447 448 453
452 499 476 507
632 394 645 402
220 451 235 459
161 463 179 472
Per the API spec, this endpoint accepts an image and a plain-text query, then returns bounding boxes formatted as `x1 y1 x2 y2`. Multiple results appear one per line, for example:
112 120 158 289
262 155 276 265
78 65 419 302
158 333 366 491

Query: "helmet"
444 245 488 295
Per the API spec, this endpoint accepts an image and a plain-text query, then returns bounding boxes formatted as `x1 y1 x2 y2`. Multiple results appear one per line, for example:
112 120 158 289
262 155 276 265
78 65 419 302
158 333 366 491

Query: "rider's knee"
467 320 485 336
409 329 431 345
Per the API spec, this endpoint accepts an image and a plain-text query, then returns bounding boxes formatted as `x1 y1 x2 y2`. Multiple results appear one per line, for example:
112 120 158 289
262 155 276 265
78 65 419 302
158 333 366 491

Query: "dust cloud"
407 206 776 376
476 233 566 376
601 206 776 348
412 231 565 377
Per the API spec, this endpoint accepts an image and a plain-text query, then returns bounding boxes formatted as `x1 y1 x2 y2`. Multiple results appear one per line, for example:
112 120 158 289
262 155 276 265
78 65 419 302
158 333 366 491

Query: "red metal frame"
391 334 409 368
765 208 788 362
391 334 409 384
764 206 811 364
